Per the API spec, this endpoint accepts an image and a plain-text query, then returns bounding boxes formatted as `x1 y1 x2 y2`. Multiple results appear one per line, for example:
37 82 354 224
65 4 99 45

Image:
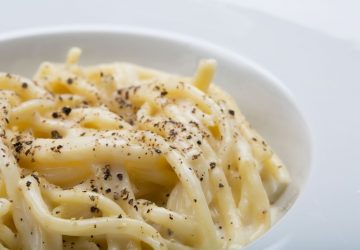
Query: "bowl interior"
0 28 311 232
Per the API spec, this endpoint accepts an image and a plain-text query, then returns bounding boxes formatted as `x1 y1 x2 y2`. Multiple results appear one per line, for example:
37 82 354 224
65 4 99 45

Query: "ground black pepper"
62 106 72 115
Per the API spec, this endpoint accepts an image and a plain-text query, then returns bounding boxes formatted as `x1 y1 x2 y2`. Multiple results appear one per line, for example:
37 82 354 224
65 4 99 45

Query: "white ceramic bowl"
0 26 312 247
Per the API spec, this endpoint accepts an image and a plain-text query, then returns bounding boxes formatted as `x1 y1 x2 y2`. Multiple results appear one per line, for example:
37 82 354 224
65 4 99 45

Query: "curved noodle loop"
0 48 290 250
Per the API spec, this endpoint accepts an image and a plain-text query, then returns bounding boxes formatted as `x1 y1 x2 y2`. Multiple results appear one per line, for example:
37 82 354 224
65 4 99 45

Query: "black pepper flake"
160 90 168 96
62 106 72 116
120 188 129 200
66 78 73 84
169 129 177 139
103 165 111 180
154 149 161 154
228 110 235 116
252 137 257 142
192 154 200 160
193 199 197 203
105 188 111 193
90 206 100 213
169 214 174 220
196 140 202 145
21 82 28 88
51 130 62 139
31 174 40 184
26 181 31 187
116 173 123 181
219 183 224 188
118 214 122 218
52 112 59 118
13 142 23 153
189 120 199 128
210 162 216 169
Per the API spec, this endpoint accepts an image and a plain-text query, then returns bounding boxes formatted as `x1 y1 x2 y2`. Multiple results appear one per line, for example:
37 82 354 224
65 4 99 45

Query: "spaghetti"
0 48 290 250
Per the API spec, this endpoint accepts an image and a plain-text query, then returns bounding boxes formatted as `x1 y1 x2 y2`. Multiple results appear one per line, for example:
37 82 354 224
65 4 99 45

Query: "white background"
1 0 360 43
226 0 360 43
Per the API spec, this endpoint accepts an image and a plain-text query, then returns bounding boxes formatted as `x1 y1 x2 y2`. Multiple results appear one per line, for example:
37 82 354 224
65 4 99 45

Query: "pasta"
0 48 290 250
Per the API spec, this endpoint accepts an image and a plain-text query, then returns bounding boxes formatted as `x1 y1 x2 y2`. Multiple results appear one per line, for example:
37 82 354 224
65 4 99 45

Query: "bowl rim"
0 24 314 245
0 25 301 101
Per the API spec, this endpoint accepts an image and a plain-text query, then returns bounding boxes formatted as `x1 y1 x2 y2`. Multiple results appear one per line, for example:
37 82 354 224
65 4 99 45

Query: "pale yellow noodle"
0 48 290 250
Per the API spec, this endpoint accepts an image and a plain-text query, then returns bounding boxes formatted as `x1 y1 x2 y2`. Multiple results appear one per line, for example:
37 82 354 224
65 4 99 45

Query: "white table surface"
0 1 359 249
225 0 360 43
1 0 360 42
